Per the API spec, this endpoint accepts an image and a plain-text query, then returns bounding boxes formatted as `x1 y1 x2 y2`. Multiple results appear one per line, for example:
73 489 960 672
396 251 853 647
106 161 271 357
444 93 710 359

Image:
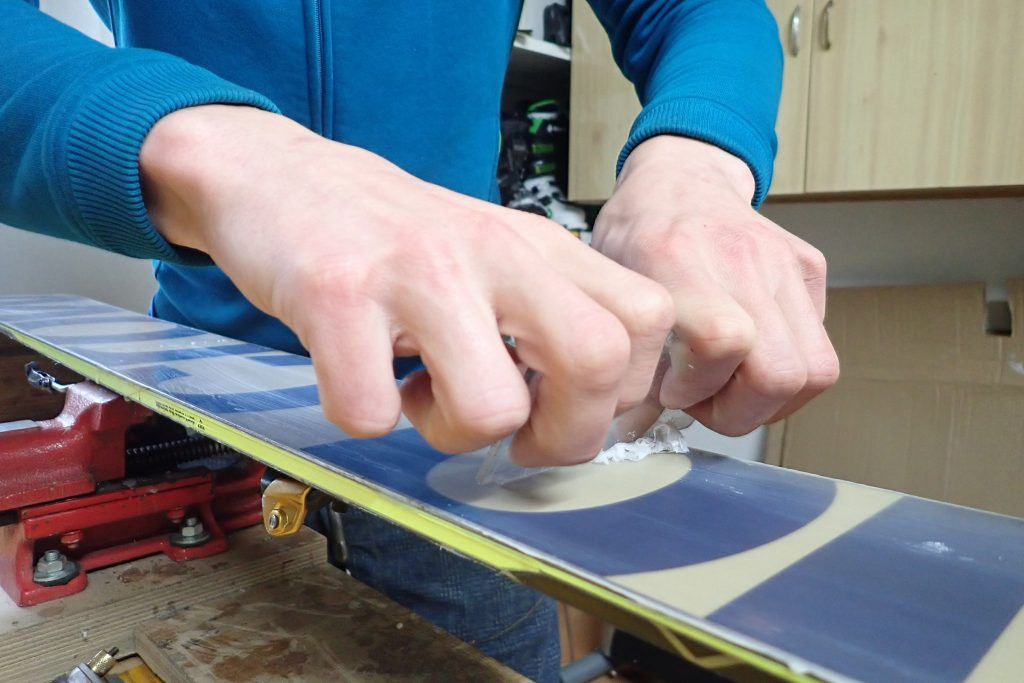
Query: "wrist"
139 105 306 255
619 135 756 204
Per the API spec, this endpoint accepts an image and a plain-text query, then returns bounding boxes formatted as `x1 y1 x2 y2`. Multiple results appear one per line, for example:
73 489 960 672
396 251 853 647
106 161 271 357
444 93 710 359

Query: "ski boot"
523 100 590 236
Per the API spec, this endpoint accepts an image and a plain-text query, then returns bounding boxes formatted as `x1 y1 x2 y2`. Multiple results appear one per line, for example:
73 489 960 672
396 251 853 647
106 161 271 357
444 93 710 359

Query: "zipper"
104 0 120 44
310 0 332 137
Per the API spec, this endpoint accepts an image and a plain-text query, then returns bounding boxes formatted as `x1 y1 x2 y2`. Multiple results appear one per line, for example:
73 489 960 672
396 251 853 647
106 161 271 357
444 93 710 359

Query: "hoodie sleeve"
0 0 279 263
587 0 783 206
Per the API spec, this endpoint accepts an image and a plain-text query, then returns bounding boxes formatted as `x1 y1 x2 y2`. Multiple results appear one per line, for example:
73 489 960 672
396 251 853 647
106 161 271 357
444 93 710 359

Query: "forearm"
0 0 277 261
589 0 783 205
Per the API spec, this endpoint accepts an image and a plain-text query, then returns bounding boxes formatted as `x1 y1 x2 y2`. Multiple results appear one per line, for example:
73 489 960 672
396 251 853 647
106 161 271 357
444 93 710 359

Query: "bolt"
169 514 211 547
268 510 281 530
60 530 84 550
180 518 205 538
34 549 78 586
36 550 67 576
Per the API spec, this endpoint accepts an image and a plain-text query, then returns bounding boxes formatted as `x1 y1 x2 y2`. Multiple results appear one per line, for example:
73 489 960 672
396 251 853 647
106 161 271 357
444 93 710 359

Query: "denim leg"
336 506 562 682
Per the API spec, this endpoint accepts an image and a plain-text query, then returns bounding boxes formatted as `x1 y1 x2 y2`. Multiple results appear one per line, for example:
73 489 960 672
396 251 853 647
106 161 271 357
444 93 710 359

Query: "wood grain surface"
135 561 526 683
0 527 323 683
567 0 638 203
806 0 1024 191
0 334 82 422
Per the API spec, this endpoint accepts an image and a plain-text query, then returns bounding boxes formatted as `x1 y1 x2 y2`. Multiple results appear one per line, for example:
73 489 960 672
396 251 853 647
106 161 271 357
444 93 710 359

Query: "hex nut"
180 522 204 538
38 558 66 574
169 516 212 548
33 550 79 586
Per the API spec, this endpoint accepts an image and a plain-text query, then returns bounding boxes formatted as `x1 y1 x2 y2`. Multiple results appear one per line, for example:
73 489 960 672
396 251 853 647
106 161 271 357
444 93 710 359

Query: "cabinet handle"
821 0 834 50
788 5 801 56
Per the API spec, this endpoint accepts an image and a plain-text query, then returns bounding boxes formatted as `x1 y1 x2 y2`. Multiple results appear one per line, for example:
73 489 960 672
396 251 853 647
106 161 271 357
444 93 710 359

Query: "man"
0 1 838 680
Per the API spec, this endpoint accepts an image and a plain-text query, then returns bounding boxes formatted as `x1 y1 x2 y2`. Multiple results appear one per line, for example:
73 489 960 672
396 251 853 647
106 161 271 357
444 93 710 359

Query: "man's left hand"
593 135 839 436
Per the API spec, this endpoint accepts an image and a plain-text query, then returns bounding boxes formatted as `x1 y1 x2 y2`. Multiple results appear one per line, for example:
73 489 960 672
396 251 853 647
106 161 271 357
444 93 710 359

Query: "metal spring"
125 435 233 474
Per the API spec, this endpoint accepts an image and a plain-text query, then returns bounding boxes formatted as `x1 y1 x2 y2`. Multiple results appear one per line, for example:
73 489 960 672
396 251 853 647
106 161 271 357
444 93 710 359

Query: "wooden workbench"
0 526 523 682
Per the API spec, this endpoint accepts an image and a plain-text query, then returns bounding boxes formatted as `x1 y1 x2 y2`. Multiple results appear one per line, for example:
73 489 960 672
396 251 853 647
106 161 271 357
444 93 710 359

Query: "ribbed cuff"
60 58 280 264
617 97 777 207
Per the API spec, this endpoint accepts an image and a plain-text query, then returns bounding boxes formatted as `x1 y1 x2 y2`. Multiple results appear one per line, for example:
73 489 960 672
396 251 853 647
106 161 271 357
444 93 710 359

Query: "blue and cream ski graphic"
1 295 1022 682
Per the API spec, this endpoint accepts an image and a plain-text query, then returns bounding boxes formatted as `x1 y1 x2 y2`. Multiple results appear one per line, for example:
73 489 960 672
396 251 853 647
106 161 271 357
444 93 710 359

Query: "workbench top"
0 526 523 682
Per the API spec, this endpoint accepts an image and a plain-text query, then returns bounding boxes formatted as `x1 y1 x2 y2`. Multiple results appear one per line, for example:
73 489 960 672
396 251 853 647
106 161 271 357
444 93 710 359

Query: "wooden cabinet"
805 0 1024 192
568 0 814 201
766 0 813 195
569 0 1024 200
567 2 638 203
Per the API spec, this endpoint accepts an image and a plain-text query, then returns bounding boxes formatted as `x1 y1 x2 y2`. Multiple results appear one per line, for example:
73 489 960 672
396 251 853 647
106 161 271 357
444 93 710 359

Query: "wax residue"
591 410 690 465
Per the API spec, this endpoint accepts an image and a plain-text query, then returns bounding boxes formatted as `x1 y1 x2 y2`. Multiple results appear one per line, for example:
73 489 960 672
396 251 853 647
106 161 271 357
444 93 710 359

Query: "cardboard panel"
785 280 1024 517
784 378 955 502
946 386 1024 517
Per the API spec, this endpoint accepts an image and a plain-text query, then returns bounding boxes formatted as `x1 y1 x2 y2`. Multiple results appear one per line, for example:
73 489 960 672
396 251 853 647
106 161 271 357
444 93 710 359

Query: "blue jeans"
313 505 561 682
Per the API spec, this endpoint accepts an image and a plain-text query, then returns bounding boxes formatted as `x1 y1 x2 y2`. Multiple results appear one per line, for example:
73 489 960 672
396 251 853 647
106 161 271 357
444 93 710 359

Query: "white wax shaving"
591 410 690 465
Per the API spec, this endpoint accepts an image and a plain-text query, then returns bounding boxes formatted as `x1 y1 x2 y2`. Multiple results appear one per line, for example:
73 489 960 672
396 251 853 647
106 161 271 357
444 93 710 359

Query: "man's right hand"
140 105 675 466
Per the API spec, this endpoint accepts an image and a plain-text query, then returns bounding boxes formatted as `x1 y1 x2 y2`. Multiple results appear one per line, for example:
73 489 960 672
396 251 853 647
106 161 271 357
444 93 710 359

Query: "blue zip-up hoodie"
0 0 782 355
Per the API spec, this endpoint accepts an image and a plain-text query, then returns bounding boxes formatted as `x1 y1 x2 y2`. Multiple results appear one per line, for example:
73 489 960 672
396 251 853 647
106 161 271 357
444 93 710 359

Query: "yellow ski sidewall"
3 327 811 682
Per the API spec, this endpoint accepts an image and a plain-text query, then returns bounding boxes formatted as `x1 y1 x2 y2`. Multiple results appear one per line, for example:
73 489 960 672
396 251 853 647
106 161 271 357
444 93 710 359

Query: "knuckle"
448 398 530 443
711 226 759 266
805 346 841 390
566 320 631 389
801 245 828 279
409 241 467 293
748 362 807 400
688 314 756 361
777 244 803 273
664 231 697 264
462 212 502 247
290 258 370 307
624 283 676 338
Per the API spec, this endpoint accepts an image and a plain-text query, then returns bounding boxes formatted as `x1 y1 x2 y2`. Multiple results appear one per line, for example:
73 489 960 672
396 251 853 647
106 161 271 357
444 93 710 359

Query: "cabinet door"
567 1 639 203
568 2 810 202
806 0 1024 192
766 0 814 195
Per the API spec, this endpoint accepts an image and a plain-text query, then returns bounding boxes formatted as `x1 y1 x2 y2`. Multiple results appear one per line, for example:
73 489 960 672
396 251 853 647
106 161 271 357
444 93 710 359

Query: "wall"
764 197 1024 290
0 0 157 313
688 196 1024 461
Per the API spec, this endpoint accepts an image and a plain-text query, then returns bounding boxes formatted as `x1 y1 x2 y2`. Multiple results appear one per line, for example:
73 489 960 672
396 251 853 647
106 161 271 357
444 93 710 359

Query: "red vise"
0 381 263 606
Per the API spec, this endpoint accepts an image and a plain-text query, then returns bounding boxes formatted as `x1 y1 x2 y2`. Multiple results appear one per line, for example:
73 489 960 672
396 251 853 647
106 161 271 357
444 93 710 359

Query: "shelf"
512 32 571 62
505 32 571 106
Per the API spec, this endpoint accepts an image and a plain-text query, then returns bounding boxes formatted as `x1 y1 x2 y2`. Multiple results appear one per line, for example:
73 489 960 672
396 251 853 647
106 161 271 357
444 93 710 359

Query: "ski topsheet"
1 295 1022 682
